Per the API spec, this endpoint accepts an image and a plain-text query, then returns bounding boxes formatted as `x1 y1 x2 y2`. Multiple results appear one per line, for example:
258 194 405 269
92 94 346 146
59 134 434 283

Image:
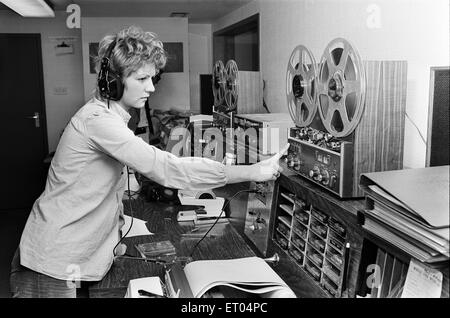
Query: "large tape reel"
286 45 318 127
212 60 226 107
317 38 366 137
224 59 239 112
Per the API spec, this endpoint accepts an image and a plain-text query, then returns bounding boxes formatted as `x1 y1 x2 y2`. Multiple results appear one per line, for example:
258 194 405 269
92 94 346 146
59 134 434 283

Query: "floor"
0 209 29 298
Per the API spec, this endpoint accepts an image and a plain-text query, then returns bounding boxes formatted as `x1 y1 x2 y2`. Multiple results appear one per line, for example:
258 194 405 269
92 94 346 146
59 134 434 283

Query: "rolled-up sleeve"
85 112 228 190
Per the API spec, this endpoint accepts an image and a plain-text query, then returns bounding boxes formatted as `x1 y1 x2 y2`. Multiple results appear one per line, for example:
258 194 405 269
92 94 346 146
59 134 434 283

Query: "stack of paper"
360 166 449 264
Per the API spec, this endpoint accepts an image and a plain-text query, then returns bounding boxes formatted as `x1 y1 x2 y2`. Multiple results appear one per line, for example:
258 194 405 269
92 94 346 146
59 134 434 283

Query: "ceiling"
0 0 253 23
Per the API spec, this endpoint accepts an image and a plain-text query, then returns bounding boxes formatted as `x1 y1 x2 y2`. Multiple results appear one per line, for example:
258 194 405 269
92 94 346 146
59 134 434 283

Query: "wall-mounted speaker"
426 67 449 167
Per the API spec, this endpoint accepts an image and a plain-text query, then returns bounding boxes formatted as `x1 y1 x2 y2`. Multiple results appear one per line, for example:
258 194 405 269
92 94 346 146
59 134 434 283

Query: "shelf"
325 251 344 269
274 232 289 250
308 239 325 255
291 226 307 240
321 278 339 297
279 203 294 216
311 208 328 224
323 266 341 285
288 247 305 264
328 218 347 238
309 225 327 240
276 228 289 241
328 228 346 242
293 211 309 226
326 241 344 256
278 215 292 228
290 238 306 252
280 192 295 204
306 252 323 268
274 238 288 250
305 260 322 281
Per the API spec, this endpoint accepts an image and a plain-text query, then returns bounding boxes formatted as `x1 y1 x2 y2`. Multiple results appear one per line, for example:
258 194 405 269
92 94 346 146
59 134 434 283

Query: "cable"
113 166 135 258
405 111 426 145
262 80 270 113
188 189 257 257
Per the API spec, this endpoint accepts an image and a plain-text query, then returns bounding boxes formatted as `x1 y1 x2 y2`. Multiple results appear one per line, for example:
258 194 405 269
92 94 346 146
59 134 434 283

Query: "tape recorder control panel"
287 127 354 198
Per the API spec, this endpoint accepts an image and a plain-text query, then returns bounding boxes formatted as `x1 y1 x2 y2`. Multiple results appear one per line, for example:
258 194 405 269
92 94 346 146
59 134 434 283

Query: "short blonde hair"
95 25 166 95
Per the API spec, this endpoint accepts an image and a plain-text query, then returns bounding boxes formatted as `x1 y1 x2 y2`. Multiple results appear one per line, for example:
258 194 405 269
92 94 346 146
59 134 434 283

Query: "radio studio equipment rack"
285 38 407 198
235 112 295 257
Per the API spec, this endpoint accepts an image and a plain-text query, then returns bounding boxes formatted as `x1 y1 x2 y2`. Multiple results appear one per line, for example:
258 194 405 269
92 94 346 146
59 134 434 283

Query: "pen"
341 242 351 293
196 216 221 220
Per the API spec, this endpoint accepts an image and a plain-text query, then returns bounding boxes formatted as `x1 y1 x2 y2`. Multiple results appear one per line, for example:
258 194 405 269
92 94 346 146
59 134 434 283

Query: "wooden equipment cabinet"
265 163 366 298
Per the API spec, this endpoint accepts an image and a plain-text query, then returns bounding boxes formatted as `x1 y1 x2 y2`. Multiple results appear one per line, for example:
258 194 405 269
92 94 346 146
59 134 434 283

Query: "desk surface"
88 197 256 298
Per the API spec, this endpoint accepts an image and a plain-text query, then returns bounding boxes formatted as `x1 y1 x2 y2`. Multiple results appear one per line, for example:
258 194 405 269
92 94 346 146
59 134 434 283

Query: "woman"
10 25 287 298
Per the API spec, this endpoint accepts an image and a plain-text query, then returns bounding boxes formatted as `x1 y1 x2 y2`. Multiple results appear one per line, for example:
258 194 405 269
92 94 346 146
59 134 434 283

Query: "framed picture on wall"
89 42 99 74
163 42 183 73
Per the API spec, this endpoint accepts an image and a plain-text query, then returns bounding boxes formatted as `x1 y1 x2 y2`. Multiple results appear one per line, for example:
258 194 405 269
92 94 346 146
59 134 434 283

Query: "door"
0 34 48 210
200 74 213 115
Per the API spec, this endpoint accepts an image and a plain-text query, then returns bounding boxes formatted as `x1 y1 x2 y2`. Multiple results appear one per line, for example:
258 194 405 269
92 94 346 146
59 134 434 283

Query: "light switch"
54 87 68 95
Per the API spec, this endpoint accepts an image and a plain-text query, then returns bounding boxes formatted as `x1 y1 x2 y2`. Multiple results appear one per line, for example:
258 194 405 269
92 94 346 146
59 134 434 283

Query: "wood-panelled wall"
353 61 408 196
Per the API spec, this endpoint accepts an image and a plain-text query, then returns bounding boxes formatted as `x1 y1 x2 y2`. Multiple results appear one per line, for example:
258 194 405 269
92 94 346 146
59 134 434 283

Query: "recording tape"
224 59 239 112
286 45 318 127
316 38 366 137
195 190 216 199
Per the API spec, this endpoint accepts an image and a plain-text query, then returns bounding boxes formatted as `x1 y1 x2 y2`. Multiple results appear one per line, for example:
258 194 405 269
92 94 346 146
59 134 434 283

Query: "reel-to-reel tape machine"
285 38 407 198
211 59 264 160
212 59 241 134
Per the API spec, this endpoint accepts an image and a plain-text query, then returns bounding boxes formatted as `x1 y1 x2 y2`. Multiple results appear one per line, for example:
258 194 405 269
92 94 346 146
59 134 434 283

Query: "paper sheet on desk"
124 277 164 298
123 215 153 237
401 259 443 298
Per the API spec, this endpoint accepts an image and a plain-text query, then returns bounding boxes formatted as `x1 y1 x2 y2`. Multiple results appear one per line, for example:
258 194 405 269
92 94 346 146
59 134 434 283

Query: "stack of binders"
359 166 449 264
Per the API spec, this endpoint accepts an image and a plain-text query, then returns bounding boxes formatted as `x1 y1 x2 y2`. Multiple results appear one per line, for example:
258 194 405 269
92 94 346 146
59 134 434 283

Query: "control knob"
320 170 330 185
329 175 337 188
309 166 320 180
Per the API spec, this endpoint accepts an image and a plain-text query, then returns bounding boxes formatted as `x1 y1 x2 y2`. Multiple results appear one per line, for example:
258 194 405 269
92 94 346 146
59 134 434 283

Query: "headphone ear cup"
98 56 124 101
105 72 123 101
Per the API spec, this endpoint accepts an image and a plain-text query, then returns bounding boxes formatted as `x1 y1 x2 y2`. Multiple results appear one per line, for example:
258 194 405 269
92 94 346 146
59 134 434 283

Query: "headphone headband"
104 38 116 64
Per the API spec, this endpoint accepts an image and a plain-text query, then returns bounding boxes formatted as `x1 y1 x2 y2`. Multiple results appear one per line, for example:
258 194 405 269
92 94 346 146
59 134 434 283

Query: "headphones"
98 38 124 101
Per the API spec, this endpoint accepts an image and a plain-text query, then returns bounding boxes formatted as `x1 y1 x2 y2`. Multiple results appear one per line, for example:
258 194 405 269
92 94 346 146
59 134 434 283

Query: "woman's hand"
249 144 290 182
224 144 290 184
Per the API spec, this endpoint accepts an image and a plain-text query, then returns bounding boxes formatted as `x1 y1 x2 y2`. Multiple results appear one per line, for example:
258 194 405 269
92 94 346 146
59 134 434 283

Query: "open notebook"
165 256 296 298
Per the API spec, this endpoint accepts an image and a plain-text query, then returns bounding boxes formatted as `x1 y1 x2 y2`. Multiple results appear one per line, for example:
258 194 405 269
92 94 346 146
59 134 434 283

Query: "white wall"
82 17 191 111
188 23 213 113
0 11 85 153
213 0 450 169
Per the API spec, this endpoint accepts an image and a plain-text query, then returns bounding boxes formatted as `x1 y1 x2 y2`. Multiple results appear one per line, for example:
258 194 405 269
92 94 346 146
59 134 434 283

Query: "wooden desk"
88 196 256 298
